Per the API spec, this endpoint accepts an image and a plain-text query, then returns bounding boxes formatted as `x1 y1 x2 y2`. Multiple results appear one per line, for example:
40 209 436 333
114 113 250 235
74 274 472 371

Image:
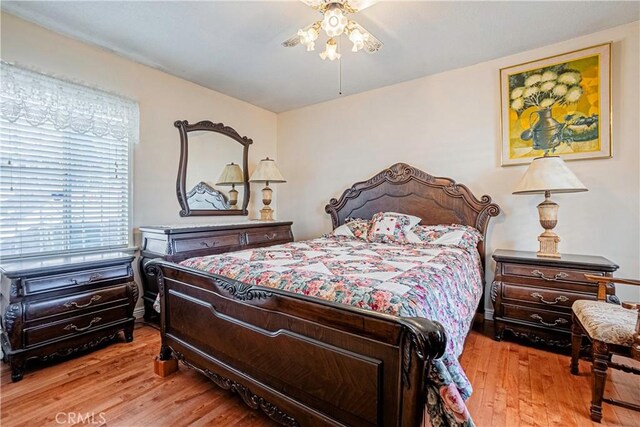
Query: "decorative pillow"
407 224 483 252
327 218 370 240
367 212 422 243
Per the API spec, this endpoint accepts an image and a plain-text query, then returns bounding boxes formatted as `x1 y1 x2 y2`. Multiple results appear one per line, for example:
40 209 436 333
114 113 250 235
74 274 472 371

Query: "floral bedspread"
162 236 481 426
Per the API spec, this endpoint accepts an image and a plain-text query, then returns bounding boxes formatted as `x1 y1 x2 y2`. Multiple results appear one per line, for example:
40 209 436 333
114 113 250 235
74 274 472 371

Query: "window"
0 62 138 259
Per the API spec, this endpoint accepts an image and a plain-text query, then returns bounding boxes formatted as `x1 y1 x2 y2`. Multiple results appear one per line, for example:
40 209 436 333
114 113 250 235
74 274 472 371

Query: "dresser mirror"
175 120 252 216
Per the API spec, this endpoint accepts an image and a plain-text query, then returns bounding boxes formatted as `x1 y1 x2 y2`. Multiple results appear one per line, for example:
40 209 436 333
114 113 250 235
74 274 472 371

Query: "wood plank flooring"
1 323 638 426
460 330 639 427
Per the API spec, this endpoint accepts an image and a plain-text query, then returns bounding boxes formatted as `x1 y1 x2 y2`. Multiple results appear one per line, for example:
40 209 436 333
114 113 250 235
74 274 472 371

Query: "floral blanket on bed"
157 236 481 426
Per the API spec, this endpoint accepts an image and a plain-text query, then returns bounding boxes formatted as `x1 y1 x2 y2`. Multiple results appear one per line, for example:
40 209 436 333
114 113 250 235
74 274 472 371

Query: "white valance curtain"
0 62 139 142
0 62 138 259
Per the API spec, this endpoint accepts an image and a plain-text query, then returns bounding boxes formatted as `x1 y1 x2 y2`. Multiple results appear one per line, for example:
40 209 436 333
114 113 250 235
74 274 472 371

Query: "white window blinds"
0 62 139 259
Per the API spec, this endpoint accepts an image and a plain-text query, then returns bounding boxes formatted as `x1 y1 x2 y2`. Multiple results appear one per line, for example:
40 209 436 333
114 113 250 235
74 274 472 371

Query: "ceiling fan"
282 0 383 61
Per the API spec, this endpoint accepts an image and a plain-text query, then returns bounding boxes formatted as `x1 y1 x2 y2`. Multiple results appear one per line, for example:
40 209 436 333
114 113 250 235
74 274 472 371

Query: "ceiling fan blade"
346 0 378 12
299 0 326 10
282 33 301 48
349 21 383 53
282 22 319 48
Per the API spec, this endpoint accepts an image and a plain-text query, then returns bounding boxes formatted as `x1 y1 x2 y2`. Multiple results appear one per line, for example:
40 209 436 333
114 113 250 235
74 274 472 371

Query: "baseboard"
133 306 145 321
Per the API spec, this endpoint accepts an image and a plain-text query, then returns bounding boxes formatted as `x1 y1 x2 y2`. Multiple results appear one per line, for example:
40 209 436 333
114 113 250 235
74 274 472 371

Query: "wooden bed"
147 163 500 426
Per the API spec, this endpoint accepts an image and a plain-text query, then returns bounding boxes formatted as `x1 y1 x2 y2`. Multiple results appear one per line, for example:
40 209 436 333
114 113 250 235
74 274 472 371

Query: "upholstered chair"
570 274 640 422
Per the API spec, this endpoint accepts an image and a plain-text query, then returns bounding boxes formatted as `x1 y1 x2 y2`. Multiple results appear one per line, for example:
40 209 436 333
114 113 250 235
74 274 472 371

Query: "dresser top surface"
493 249 619 271
139 220 293 234
0 251 134 277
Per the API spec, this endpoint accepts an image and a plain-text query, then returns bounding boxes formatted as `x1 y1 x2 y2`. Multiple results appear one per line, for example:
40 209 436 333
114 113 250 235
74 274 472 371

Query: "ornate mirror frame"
175 120 252 217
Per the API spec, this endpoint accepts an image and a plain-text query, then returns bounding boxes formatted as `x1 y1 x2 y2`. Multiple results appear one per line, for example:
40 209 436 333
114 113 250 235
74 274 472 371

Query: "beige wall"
0 12 278 232
277 21 640 307
1 12 279 315
2 12 638 308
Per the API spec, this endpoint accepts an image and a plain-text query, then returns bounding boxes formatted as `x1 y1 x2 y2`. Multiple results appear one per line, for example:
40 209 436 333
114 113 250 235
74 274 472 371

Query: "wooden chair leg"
590 341 609 423
570 319 582 375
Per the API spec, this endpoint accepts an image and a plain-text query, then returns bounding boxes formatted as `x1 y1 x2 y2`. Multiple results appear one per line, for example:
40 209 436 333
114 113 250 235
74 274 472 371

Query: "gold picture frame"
500 43 612 166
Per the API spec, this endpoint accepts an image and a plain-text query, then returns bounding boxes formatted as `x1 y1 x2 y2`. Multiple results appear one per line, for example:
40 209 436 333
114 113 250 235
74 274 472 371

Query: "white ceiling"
2 1 639 113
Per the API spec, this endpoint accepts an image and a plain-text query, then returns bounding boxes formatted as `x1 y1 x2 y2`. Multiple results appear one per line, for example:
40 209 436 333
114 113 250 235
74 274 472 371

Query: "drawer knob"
530 292 569 305
264 232 277 240
531 270 569 282
64 295 102 309
530 314 568 327
63 317 102 333
200 241 217 248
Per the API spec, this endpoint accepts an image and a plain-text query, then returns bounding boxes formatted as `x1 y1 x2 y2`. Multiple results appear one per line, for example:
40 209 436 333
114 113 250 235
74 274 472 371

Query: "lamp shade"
216 162 244 185
249 158 286 183
513 156 588 195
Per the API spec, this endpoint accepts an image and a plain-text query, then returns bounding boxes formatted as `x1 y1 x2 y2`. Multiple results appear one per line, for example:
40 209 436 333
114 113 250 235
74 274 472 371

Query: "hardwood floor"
1 323 638 426
460 330 639 427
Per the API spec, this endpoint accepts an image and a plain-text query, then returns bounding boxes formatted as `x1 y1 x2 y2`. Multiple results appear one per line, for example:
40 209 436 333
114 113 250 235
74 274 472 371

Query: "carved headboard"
325 162 501 273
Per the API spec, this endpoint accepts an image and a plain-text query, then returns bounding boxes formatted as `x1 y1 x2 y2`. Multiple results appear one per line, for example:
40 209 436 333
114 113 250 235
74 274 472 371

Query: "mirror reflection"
185 131 245 211
175 120 252 217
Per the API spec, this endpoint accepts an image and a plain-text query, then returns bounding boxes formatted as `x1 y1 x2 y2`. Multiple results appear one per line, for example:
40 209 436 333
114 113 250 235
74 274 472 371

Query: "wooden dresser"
138 221 293 323
0 252 137 381
491 249 619 349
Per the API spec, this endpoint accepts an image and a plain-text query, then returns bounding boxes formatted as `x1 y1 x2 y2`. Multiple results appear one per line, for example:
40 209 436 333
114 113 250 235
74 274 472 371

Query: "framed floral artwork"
500 43 611 166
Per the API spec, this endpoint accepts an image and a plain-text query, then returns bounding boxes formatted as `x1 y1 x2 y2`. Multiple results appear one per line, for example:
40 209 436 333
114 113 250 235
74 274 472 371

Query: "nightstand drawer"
502 283 596 309
25 284 129 321
492 249 618 350
245 227 293 245
502 263 604 284
23 265 131 295
173 233 242 253
24 305 129 347
502 304 572 330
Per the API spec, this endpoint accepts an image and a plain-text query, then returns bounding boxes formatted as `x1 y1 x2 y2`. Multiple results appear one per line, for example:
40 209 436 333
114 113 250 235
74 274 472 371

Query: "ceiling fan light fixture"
321 4 348 37
348 27 368 52
282 0 382 61
319 38 341 61
297 26 319 51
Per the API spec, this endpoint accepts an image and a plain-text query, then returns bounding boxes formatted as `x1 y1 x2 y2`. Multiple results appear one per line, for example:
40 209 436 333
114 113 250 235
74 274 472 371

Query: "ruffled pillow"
367 212 422 243
407 224 483 252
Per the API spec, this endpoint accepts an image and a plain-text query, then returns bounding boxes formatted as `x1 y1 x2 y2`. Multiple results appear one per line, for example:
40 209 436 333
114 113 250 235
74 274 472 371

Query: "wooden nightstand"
1 252 137 381
491 249 619 349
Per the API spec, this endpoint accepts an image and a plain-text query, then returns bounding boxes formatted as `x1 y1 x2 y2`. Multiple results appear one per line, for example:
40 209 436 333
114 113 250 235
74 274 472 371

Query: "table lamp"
249 157 286 220
513 155 587 258
216 162 244 209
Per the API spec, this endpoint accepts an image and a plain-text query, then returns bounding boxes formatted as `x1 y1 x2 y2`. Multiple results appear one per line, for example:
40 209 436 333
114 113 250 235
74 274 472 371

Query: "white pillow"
405 229 423 244
332 223 355 238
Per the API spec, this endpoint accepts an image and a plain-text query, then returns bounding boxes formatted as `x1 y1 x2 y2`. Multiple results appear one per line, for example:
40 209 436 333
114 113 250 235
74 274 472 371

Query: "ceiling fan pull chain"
339 37 343 95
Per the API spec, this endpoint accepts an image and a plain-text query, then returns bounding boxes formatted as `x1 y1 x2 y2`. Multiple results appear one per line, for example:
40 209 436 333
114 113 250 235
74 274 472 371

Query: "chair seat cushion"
573 300 637 346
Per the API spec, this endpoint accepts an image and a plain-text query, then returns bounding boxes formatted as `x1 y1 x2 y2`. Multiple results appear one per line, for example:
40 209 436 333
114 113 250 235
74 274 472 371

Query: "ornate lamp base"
260 206 274 221
537 191 561 258
538 232 561 258
259 185 274 221
228 187 238 209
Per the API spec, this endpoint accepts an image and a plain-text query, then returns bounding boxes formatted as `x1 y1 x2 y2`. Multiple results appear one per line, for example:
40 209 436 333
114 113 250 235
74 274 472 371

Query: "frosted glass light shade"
349 28 368 52
216 162 244 185
298 26 318 51
321 5 347 37
249 158 286 183
513 156 588 195
320 38 341 61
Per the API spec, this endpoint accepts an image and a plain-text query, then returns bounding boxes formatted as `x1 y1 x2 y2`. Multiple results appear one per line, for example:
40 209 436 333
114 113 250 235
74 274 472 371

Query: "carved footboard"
148 260 446 427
